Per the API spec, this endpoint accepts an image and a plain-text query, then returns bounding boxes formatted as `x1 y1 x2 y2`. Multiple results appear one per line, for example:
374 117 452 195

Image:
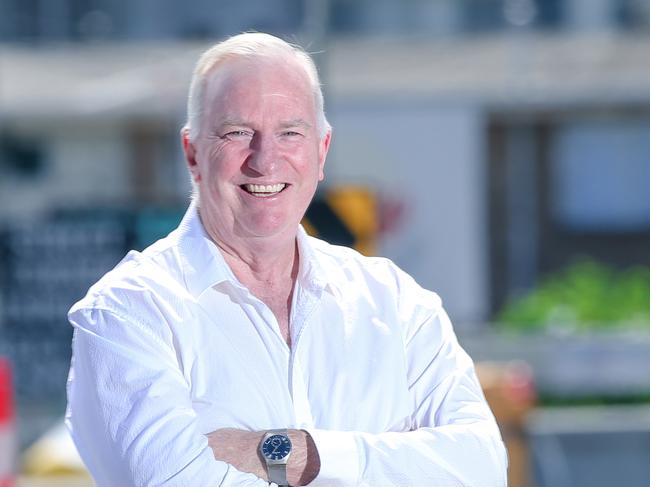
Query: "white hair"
184 32 330 142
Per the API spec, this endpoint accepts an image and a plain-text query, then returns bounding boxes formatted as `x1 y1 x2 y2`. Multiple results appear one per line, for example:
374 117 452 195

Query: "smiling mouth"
241 183 287 197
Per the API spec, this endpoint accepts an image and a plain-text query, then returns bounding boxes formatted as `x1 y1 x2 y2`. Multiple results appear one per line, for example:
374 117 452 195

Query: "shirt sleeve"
66 305 269 487
306 266 508 487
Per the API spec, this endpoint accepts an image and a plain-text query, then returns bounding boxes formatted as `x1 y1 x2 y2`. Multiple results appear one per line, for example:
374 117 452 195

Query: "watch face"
261 434 292 461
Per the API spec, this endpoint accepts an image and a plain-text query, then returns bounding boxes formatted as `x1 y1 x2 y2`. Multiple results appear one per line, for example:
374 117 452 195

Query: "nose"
246 132 278 175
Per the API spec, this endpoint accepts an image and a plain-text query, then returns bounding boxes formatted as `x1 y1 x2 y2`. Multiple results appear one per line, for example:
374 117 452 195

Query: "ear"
181 126 201 183
317 129 332 181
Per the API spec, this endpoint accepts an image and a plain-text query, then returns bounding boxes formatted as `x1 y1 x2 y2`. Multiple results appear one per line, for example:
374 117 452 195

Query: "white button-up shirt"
66 204 507 486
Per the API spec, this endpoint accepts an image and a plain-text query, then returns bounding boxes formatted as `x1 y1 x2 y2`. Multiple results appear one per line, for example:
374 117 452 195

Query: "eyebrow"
278 118 312 130
219 118 249 128
217 118 313 130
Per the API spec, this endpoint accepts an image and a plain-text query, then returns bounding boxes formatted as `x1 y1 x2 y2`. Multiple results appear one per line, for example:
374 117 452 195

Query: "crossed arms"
67 302 506 486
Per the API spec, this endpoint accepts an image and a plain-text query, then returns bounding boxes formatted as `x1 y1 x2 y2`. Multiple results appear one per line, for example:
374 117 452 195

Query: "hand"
207 428 320 486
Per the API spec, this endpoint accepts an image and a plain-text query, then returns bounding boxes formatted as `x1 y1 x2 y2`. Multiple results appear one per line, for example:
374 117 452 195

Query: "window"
0 131 45 177
551 119 650 231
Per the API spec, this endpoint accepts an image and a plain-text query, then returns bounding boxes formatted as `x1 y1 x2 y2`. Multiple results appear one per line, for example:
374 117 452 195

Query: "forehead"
203 57 315 119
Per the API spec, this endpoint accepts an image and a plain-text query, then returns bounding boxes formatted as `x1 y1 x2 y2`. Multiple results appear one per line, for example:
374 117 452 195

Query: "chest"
179 286 412 435
247 282 292 342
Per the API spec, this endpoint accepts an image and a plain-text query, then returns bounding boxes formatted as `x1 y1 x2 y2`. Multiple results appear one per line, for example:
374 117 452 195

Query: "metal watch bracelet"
263 428 290 487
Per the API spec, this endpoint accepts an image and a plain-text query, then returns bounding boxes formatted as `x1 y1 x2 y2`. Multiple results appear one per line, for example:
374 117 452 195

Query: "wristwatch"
259 429 292 486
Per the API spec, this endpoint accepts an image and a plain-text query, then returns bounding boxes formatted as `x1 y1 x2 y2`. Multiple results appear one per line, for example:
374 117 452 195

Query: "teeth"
244 183 286 194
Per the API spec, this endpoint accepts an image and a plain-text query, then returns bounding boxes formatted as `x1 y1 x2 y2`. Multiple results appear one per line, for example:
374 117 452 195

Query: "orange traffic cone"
0 357 16 487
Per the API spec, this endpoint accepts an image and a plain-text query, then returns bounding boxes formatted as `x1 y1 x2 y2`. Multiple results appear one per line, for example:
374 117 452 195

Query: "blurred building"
2 4 650 484
1 0 650 329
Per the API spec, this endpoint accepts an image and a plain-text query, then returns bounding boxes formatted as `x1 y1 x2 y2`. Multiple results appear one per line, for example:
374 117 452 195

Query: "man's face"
183 57 331 247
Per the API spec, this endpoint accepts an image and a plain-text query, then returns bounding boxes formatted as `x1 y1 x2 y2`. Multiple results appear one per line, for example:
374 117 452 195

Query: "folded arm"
204 307 507 487
67 306 270 486
305 268 508 487
207 428 320 486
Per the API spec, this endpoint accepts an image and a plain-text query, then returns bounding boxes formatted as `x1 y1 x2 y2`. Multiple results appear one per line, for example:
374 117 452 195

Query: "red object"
0 357 16 487
0 359 15 422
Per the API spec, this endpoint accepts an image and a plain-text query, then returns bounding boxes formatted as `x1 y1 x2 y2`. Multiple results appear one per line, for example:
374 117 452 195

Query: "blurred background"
1 0 650 485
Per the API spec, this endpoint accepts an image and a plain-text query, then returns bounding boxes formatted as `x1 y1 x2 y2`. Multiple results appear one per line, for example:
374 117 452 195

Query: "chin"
238 217 297 240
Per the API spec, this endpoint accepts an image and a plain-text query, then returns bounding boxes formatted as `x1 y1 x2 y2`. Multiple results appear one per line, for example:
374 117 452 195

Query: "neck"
216 231 300 347
197 212 299 286
198 210 300 346
218 235 298 287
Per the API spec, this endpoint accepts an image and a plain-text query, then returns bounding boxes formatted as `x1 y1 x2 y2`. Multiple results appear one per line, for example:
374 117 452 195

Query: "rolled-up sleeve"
66 305 268 487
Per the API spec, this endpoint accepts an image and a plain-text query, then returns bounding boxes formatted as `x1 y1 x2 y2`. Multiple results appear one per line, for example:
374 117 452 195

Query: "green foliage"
498 260 650 332
538 391 650 407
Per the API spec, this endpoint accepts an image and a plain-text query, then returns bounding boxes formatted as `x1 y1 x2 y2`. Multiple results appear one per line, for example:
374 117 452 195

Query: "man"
66 33 507 486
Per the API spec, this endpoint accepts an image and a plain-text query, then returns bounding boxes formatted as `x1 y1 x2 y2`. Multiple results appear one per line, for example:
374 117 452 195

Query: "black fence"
0 207 184 406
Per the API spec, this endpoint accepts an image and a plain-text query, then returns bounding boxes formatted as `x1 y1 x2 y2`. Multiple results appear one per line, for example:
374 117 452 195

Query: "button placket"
288 285 321 427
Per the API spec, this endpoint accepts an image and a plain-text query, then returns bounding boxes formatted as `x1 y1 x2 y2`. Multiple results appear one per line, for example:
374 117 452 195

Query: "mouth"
240 183 288 197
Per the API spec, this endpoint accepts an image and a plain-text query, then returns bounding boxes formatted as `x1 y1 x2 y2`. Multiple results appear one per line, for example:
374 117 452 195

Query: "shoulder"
305 236 446 345
69 230 191 324
307 234 390 276
306 235 443 310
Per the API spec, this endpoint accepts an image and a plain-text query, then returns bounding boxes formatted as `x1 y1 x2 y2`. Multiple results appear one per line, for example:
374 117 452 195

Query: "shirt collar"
176 202 330 299
295 225 329 294
175 202 238 299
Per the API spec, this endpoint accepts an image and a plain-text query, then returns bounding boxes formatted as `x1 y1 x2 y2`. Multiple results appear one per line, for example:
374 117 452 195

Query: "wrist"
286 429 320 486
207 428 267 480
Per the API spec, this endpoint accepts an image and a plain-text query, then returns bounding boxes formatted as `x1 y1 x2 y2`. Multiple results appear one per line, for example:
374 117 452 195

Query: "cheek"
287 145 322 174
207 142 228 161
300 165 321 201
310 149 325 182
201 147 245 183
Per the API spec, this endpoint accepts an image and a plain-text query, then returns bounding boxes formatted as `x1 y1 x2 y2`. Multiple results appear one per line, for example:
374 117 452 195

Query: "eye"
281 130 303 138
222 130 253 139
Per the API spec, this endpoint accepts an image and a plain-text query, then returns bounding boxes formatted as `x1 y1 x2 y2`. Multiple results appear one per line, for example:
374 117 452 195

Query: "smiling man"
66 33 507 486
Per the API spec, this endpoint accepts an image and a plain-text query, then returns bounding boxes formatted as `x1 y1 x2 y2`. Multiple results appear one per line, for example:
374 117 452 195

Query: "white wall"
327 100 488 324
49 125 131 204
0 123 130 222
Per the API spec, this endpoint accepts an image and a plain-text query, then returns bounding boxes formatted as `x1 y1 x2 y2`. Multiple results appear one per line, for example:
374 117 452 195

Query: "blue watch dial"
261 434 292 460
